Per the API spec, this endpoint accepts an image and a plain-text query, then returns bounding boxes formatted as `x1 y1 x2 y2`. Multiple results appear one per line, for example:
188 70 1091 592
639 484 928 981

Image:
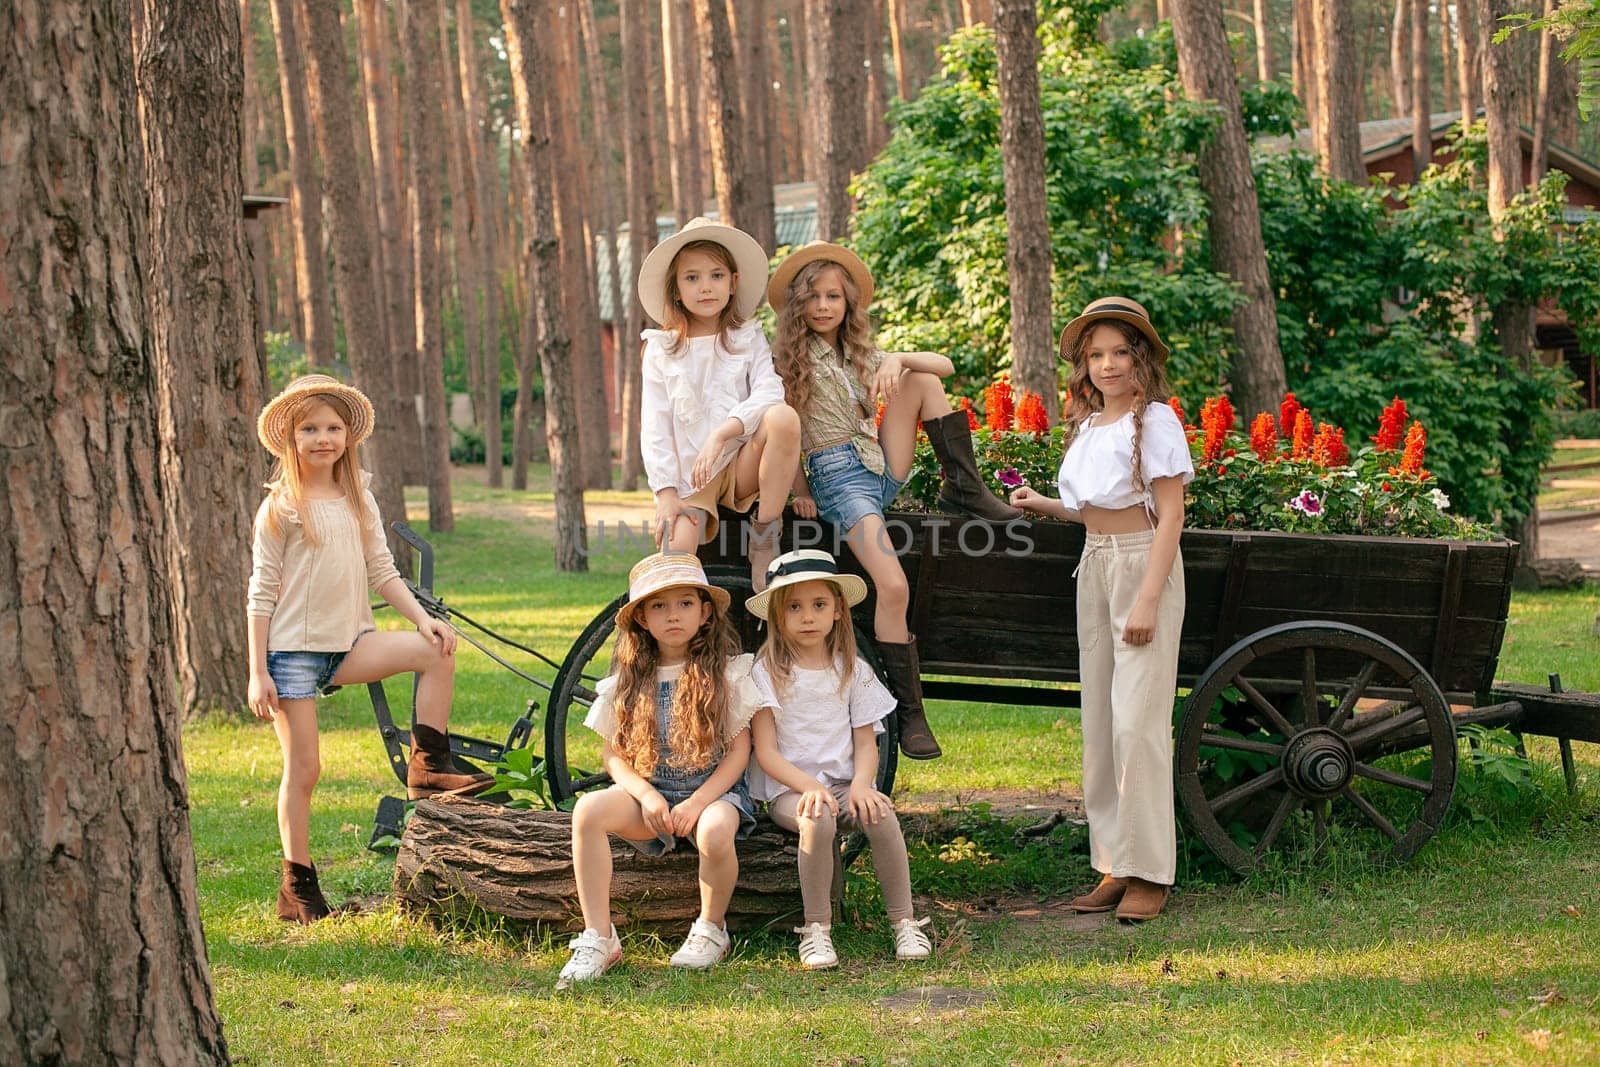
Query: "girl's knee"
571 790 618 834
876 569 909 609
763 402 800 441
282 758 320 795
800 809 838 840
695 805 740 855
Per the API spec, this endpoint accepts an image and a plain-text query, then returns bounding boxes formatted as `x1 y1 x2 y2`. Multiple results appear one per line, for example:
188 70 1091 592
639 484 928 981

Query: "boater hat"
766 241 875 314
744 549 869 620
615 552 732 628
1056 296 1170 364
257 373 376 457
636 217 770 325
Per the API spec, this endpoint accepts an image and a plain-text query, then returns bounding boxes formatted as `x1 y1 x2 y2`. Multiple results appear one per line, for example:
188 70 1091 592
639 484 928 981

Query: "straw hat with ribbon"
615 553 732 628
636 217 770 325
766 241 875 315
744 549 869 620
1056 296 1170 364
257 373 376 457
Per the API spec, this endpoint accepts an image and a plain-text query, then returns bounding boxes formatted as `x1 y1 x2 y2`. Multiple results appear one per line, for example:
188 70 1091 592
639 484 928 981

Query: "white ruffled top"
745 655 897 802
1056 401 1194 516
583 652 776 747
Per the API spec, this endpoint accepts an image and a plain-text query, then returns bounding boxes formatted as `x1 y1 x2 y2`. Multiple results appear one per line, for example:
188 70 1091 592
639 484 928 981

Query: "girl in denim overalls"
558 554 776 990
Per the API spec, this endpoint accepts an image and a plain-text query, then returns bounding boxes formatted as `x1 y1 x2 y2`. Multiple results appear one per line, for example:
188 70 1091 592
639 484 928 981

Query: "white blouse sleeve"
726 325 784 436
1140 402 1195 485
581 675 620 741
848 656 898 732
723 652 776 740
640 333 682 494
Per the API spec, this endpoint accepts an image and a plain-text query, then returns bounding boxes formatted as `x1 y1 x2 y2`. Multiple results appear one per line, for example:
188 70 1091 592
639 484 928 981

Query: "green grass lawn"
188 468 1600 1065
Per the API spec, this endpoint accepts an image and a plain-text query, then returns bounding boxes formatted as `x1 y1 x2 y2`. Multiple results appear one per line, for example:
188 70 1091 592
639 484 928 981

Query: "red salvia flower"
1199 395 1233 464
984 375 1014 433
1278 391 1302 437
958 395 980 431
1311 421 1348 467
1374 397 1408 451
1400 420 1426 474
1291 409 1313 461
1249 412 1278 460
1015 392 1049 433
1168 396 1187 427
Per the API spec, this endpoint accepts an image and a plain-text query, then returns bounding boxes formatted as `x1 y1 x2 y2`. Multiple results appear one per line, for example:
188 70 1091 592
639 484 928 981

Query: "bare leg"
846 512 912 642
733 403 802 523
330 630 455 730
270 698 320 864
570 788 656 932
692 801 743 924
665 509 707 553
879 370 952 480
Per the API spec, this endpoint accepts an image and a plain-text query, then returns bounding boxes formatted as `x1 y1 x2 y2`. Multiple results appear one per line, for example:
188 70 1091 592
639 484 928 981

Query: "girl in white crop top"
1008 297 1192 923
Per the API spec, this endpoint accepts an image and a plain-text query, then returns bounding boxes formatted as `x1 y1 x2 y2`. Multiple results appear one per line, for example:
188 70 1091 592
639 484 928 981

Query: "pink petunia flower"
1287 490 1323 516
997 466 1025 490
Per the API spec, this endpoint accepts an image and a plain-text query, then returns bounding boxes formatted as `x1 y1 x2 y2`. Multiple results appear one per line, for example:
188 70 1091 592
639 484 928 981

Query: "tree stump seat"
394 795 813 931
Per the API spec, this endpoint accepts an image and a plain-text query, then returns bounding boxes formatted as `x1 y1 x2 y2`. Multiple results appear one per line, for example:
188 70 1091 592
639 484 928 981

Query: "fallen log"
393 795 805 931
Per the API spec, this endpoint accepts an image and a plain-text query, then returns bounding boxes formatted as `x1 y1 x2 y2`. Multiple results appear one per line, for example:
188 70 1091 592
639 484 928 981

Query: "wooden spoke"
570 770 609 792
1234 675 1298 738
1301 646 1319 725
1198 731 1285 757
1254 791 1302 858
1352 761 1433 793
1344 704 1428 751
1341 785 1403 841
1311 800 1328 848
1209 766 1285 814
1327 659 1379 731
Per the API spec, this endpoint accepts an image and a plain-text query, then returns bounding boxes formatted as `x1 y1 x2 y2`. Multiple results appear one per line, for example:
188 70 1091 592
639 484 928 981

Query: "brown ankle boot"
924 411 1023 522
277 860 334 924
748 516 782 592
1069 874 1128 913
878 636 941 760
407 722 495 800
1114 878 1171 922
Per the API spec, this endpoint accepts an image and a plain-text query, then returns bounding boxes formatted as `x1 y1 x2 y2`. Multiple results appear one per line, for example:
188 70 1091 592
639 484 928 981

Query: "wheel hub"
1283 727 1354 798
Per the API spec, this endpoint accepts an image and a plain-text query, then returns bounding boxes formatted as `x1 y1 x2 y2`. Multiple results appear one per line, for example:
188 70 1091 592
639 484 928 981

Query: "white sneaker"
794 922 838 969
891 916 933 961
669 918 731 969
555 926 622 990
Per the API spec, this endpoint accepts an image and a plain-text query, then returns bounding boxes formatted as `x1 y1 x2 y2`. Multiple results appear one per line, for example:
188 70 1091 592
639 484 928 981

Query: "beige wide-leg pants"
1076 528 1184 886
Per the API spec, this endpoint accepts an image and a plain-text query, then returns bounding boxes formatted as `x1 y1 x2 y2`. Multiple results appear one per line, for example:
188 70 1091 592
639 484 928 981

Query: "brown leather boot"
748 515 782 592
924 411 1023 522
1069 874 1128 913
407 722 495 800
277 860 334 924
878 636 941 760
1114 877 1171 922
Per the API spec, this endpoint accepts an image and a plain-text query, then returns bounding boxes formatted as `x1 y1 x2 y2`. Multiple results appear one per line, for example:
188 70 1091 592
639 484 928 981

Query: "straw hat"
257 373 376 457
636 217 770 324
767 241 875 314
615 553 732 628
744 549 869 620
1056 296 1170 364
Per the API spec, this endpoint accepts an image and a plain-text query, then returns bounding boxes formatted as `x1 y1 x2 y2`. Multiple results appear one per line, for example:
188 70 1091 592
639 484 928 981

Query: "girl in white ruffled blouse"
1009 297 1193 924
636 217 801 589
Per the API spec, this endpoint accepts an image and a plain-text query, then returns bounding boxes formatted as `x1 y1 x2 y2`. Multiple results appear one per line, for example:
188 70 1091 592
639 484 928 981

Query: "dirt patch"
878 985 997 1012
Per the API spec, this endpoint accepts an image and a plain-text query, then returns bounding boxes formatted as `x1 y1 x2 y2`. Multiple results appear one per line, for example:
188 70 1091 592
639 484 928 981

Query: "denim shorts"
806 442 907 533
265 649 350 699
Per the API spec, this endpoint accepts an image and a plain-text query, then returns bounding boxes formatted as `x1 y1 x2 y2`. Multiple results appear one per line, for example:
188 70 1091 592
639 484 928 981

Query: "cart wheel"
1176 621 1456 875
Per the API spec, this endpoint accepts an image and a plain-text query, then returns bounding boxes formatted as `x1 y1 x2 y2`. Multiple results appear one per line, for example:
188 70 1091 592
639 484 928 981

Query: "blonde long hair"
261 391 370 545
658 240 748 355
772 261 876 422
609 588 740 775
1062 320 1173 493
757 581 858 697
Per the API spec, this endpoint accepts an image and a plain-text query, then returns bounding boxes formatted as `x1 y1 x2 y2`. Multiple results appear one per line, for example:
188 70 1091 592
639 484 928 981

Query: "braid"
1130 397 1148 494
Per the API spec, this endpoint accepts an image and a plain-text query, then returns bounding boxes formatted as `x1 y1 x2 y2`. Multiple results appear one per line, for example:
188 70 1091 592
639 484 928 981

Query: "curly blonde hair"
756 580 858 697
608 588 741 775
657 240 749 356
1062 319 1172 493
771 260 876 422
260 391 371 545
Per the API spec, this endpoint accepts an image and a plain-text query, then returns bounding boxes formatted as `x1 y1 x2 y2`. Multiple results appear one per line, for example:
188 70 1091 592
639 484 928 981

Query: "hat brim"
1057 310 1170 364
257 377 376 456
767 243 875 314
744 571 869 621
616 581 732 628
636 221 770 325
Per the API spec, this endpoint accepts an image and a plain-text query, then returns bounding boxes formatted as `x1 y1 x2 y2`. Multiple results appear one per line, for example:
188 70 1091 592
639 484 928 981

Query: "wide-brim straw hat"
636 217 770 325
744 549 869 620
257 373 376 457
616 552 732 628
1057 296 1170 364
767 241 875 314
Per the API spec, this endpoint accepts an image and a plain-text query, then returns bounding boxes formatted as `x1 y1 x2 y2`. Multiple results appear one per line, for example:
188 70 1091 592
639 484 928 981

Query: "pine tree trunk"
138 0 271 720
1457 0 1477 122
436 0 485 474
301 0 415 568
1313 0 1365 183
1253 0 1273 81
864 0 890 155
1169 0 1288 421
504 0 591 571
993 0 1056 423
888 0 912 101
1294 0 1319 132
790 0 816 181
1440 0 1455 113
622 0 658 490
2 0 228 1055
240 0 274 345
1391 0 1411 116
731 0 778 252
267 0 336 364
1531 0 1554 184
695 0 751 231
808 0 869 240
458 0 503 487
663 0 704 224
402 0 456 532
1412 0 1431 171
